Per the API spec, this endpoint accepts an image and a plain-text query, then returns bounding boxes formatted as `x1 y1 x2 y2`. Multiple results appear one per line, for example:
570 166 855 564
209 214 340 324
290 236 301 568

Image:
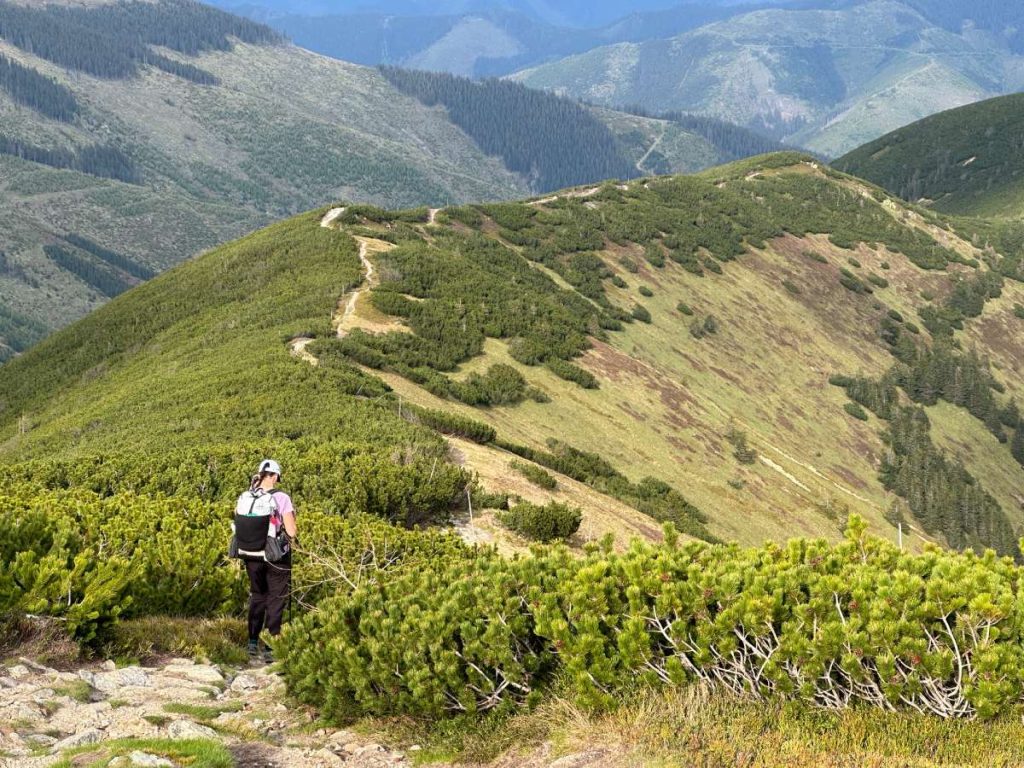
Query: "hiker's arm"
283 510 297 539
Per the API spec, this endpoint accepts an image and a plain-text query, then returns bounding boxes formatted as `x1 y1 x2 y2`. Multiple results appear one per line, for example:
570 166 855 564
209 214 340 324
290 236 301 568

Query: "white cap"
258 459 282 477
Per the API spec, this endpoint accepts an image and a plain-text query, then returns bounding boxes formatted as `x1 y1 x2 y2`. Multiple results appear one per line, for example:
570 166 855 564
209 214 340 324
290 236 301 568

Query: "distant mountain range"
226 0 1024 160
213 0 772 30
513 0 1024 158
213 0 784 77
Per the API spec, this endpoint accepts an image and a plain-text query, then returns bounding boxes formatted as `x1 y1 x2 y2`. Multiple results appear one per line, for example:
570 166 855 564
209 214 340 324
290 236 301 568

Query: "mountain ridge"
5 152 1024 557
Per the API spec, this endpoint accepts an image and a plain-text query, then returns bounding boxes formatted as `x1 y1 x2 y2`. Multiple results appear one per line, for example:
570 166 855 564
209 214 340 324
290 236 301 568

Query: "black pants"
244 555 291 641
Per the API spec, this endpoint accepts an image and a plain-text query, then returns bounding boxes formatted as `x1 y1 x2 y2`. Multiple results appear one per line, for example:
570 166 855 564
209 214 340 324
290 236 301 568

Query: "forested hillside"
380 67 787 187
380 67 637 192
0 53 77 121
0 0 277 80
0 0 531 359
835 93 1024 217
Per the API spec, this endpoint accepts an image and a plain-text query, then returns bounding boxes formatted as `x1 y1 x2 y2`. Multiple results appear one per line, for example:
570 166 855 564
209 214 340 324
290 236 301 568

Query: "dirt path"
529 186 602 206
289 210 392 365
334 237 376 339
636 123 666 174
428 207 440 224
320 206 346 228
288 206 357 363
317 207 379 340
288 336 319 366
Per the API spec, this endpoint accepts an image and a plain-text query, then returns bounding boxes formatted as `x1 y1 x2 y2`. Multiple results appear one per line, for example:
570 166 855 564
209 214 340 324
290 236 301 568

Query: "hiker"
233 459 297 661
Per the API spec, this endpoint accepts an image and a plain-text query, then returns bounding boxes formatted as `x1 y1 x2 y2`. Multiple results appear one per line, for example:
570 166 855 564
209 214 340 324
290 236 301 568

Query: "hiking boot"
247 639 260 660
261 643 274 664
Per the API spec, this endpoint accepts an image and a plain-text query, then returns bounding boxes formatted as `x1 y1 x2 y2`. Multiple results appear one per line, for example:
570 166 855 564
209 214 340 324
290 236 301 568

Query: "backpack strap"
245 490 261 516
243 488 279 516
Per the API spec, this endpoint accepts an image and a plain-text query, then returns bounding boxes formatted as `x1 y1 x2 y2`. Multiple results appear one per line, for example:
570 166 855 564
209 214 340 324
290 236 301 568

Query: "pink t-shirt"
274 492 295 518
268 492 294 538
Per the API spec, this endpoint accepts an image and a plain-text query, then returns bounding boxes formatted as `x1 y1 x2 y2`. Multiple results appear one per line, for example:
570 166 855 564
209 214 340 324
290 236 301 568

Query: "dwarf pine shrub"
281 517 1024 721
498 501 581 542
546 358 598 389
1 442 471 643
509 460 557 490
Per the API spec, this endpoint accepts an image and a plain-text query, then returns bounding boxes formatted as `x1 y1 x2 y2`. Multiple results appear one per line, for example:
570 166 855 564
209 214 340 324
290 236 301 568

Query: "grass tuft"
102 617 247 666
52 679 92 703
50 738 231 768
374 684 1024 767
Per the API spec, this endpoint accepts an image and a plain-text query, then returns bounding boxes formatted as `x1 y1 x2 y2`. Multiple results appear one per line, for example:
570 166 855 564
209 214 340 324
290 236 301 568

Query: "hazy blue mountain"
211 0 760 28
211 0 783 76
513 0 1024 157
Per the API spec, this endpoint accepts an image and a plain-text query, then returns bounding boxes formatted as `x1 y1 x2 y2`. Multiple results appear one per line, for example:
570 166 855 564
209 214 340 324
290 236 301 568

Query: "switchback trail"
287 209 384 365
336 237 376 337
636 123 666 174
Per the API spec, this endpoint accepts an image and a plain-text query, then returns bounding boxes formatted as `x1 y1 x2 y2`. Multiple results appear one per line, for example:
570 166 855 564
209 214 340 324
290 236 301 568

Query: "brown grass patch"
0 613 80 668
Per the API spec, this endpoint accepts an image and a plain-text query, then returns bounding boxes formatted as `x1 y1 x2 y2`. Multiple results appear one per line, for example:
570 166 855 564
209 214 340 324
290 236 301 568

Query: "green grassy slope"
511 1 1018 158
0 210 407 455
834 93 1024 217
5 153 1024 554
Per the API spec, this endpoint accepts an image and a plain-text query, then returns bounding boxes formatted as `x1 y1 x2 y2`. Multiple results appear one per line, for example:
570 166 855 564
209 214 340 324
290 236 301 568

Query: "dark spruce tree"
0 54 78 121
379 66 637 193
0 0 279 82
1013 427 1024 468
0 136 141 184
44 244 134 298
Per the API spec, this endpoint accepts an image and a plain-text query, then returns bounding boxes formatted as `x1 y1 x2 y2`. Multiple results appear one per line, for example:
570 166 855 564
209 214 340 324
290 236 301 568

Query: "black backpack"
230 489 288 562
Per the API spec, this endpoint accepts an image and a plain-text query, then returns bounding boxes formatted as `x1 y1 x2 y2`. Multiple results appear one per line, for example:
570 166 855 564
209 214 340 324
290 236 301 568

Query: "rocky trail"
0 655 624 768
0 657 409 768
